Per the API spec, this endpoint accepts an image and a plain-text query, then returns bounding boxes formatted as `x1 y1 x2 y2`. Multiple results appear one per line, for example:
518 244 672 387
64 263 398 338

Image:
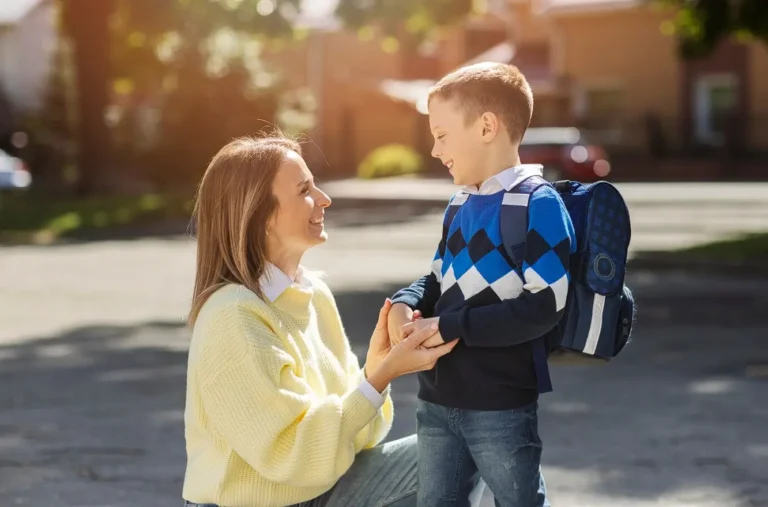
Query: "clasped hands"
387 303 447 349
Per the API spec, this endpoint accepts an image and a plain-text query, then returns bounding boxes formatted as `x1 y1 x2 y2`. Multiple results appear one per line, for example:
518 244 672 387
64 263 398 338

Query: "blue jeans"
184 435 418 507
416 400 549 507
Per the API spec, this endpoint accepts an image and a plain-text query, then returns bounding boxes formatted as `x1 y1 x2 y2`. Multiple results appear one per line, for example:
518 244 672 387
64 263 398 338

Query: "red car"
519 127 611 182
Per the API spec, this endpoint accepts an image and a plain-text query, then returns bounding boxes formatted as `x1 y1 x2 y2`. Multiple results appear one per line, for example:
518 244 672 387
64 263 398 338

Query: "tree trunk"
62 0 114 195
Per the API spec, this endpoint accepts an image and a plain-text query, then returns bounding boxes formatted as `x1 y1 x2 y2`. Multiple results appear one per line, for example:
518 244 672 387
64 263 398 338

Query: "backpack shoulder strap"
499 176 552 268
500 175 556 393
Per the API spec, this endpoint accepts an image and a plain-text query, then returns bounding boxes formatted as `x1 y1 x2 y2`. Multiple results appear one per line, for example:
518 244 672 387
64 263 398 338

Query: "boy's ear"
480 112 499 142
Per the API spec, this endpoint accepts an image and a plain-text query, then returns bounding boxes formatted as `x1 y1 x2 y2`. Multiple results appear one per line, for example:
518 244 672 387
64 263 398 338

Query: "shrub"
357 144 423 179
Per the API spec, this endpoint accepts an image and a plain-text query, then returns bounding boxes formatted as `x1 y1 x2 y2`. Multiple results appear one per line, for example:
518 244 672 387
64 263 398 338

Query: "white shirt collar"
259 263 310 302
462 164 543 195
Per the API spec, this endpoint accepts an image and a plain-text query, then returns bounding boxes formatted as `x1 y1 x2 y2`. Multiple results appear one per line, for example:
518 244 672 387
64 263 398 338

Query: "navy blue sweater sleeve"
438 186 576 347
390 198 455 317
390 274 441 318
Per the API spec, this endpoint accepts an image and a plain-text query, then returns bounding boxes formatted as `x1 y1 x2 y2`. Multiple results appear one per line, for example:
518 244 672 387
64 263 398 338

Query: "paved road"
323 179 768 253
1 188 767 506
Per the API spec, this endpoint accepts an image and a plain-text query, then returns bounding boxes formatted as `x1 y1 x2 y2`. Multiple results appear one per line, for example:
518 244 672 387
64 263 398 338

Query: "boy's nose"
431 144 441 159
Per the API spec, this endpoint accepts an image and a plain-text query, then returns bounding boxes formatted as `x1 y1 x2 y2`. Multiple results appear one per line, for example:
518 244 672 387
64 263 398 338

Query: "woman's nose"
316 188 332 208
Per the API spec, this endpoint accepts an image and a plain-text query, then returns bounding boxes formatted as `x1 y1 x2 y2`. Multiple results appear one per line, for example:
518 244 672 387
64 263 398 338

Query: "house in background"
526 0 768 179
0 0 56 116
275 0 768 180
265 0 518 174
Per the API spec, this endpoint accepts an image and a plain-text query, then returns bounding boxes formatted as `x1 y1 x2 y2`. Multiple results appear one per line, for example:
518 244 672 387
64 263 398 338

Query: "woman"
183 135 458 507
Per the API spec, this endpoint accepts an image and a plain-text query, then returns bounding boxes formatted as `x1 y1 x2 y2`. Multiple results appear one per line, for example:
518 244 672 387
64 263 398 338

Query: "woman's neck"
268 251 303 282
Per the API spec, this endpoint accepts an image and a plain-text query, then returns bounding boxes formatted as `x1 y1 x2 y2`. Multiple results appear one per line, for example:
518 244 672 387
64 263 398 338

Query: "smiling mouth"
445 160 454 169
309 216 324 226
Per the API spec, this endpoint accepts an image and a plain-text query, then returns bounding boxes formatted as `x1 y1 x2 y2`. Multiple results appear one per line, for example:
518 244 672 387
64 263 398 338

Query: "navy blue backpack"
501 176 636 364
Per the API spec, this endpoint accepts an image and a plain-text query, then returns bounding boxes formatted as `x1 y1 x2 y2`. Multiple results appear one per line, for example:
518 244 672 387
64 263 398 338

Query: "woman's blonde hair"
188 134 301 325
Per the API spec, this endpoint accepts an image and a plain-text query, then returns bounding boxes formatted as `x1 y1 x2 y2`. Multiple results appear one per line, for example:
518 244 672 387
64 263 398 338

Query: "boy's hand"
388 303 421 346
402 317 447 349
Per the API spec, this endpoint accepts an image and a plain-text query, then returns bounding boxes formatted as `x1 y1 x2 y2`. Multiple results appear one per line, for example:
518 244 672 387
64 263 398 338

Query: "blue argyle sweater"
392 170 576 410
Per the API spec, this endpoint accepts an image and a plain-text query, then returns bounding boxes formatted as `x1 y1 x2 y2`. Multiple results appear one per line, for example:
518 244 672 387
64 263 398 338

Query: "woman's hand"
365 299 458 393
387 303 421 346
401 317 446 349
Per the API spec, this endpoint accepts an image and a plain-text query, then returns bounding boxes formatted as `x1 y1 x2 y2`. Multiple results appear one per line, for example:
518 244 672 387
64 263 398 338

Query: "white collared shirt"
259 263 385 409
259 262 311 302
461 164 544 195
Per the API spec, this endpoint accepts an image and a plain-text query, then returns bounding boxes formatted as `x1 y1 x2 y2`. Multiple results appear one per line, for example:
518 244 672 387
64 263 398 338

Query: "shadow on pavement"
1 283 767 506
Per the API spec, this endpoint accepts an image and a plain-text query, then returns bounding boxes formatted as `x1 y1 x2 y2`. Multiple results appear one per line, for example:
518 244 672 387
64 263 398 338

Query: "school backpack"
501 176 636 364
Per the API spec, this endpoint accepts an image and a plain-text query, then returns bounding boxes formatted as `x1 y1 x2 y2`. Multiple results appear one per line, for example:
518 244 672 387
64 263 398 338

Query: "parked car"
520 127 611 182
0 149 31 191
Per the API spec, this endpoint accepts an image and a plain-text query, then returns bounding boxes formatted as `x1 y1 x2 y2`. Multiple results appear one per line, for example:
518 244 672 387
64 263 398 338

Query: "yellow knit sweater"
182 276 394 507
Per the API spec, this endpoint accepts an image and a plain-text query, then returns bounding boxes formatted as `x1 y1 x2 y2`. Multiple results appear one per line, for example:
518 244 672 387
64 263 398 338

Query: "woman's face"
267 150 331 258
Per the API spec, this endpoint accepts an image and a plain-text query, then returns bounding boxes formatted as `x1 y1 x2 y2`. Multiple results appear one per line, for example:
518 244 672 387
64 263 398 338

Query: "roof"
379 79 435 114
462 41 560 94
377 40 562 115
0 0 45 25
534 0 643 15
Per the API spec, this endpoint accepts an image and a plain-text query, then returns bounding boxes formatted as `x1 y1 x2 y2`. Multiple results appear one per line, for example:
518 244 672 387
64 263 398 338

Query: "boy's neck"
472 146 521 187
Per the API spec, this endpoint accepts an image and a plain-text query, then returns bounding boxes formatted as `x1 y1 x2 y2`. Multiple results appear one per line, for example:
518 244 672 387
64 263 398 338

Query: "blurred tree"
335 0 768 59
61 0 113 195
336 0 474 46
61 0 302 194
109 0 298 190
660 0 768 58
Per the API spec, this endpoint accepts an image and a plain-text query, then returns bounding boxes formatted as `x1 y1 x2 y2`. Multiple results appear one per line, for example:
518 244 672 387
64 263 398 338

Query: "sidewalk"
323 177 768 273
322 176 768 205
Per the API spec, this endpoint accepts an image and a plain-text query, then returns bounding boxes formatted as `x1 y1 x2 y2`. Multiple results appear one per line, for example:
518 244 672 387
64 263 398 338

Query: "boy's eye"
436 134 445 140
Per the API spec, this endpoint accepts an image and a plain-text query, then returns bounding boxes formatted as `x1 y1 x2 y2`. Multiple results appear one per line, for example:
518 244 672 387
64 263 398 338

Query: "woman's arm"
311 277 395 450
198 303 380 489
347 355 394 450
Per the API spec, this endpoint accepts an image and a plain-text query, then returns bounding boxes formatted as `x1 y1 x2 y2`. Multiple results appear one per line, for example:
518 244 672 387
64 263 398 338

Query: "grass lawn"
675 232 768 262
0 192 193 243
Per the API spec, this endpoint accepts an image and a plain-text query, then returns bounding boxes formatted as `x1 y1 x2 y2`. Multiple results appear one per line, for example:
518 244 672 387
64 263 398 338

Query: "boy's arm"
390 197 456 317
438 186 575 347
390 273 441 318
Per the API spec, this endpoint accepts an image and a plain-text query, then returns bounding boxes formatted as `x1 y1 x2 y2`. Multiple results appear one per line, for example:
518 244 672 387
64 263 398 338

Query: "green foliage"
0 192 191 241
140 61 281 190
109 0 303 92
105 0 304 190
659 0 768 59
678 232 768 261
358 144 424 179
336 0 473 46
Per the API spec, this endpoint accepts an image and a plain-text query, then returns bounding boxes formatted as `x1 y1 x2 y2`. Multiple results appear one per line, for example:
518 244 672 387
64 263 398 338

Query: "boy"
388 62 576 506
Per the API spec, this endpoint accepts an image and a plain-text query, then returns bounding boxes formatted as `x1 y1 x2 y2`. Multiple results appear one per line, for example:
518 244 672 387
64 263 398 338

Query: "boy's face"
428 96 486 187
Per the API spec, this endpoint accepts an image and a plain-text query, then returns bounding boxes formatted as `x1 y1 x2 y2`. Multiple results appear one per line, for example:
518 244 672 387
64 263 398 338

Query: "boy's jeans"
417 400 549 507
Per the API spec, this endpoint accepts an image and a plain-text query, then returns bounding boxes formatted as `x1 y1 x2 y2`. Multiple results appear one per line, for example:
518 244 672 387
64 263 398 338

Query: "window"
694 74 739 145
573 85 625 144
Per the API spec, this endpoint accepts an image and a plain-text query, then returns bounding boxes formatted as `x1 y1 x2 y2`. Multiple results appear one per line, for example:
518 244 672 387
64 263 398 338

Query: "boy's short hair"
428 62 533 144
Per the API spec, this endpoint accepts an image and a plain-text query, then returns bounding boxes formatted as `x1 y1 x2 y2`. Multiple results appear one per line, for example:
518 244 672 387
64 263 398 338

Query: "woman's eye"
300 186 310 195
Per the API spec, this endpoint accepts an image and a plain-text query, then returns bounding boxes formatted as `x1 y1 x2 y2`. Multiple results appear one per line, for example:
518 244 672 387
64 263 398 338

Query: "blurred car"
520 127 611 182
0 149 31 191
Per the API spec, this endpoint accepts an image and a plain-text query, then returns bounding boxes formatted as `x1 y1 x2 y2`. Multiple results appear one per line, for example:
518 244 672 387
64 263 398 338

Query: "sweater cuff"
438 310 464 343
390 293 420 309
357 368 389 409
341 388 380 442
358 380 385 410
